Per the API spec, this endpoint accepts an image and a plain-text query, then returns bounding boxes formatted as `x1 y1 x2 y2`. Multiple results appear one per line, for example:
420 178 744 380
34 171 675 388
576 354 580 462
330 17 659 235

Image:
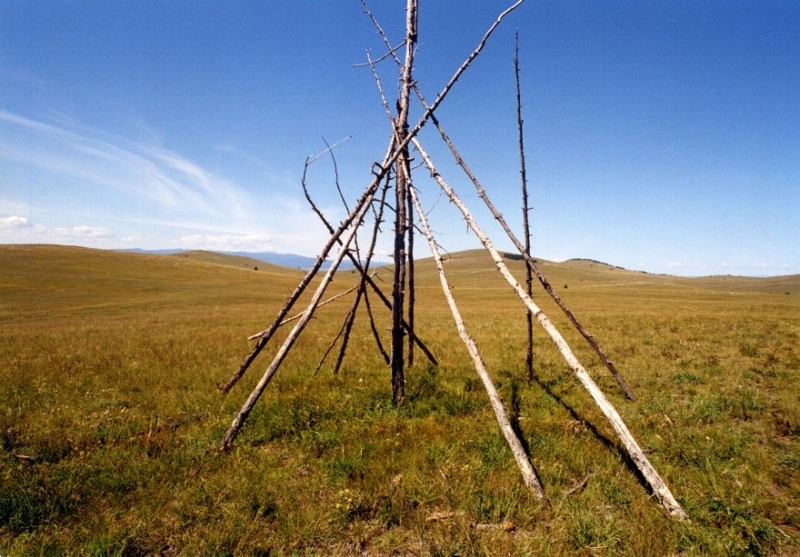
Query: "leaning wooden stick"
221 190 377 450
410 184 546 500
248 283 360 340
412 137 687 519
429 112 636 401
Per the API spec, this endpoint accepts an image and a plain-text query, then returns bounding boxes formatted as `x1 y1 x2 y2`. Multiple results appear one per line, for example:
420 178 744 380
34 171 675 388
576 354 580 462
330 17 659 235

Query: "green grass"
1 244 798 555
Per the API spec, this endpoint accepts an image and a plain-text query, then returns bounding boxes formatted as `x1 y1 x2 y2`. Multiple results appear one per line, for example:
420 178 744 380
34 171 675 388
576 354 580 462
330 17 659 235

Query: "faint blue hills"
117 249 384 271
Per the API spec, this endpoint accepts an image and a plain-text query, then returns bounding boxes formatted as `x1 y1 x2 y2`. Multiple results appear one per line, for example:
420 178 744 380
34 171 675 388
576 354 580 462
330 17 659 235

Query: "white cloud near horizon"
0 215 112 244
177 233 274 252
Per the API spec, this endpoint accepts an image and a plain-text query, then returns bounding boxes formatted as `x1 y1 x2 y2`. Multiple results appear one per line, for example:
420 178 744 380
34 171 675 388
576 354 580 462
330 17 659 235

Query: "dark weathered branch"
323 136 350 214
315 304 354 374
406 177 415 367
363 288 390 365
514 30 535 382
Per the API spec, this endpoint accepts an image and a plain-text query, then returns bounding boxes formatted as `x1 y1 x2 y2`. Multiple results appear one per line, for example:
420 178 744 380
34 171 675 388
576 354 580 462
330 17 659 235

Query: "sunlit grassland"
1 245 798 555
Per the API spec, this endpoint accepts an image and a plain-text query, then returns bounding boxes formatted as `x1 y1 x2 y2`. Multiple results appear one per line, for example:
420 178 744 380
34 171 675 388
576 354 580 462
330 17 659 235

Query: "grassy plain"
1 244 798 555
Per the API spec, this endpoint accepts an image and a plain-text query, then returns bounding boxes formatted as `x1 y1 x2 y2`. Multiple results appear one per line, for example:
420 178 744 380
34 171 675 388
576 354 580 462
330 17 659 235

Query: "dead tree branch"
315 304 353 374
248 283 360 340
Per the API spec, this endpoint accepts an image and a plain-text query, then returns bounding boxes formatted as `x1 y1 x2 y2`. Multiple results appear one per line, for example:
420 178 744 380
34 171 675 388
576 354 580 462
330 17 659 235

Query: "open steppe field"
1 244 799 555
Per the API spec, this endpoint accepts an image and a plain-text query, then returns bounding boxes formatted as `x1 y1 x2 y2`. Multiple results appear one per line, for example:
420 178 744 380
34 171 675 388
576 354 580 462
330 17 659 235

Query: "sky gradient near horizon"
1 1 798 276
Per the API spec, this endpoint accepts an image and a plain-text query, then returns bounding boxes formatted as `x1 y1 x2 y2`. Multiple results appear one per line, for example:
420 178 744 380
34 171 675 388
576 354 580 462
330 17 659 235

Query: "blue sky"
1 1 798 276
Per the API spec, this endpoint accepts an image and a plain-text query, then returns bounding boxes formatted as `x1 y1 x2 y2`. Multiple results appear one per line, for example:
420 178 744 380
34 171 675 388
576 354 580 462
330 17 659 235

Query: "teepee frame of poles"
217 0 687 520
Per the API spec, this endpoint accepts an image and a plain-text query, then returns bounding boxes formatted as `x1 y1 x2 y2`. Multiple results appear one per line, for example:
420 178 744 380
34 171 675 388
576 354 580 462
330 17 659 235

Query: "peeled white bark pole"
412 137 687 519
220 192 375 450
409 185 545 500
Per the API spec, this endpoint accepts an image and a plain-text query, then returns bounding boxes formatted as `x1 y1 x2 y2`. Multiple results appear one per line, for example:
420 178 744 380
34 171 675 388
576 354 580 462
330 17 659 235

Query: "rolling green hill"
170 249 290 272
1 244 798 555
0 244 306 320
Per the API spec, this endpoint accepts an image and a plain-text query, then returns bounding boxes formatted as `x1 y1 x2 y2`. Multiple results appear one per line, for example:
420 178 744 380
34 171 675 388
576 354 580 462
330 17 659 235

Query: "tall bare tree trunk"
407 185 415 367
514 30 534 382
390 0 418 406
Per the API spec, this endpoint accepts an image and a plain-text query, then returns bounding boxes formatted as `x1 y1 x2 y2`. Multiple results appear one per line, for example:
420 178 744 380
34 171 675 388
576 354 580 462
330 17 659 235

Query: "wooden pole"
412 137 687 519
514 30 535 382
427 112 636 402
407 181 416 367
221 189 376 450
389 0 418 406
409 184 546 500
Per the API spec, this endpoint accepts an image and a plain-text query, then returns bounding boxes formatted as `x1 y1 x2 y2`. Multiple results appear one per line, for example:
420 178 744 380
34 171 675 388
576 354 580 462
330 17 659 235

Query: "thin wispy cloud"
0 109 250 221
0 109 334 253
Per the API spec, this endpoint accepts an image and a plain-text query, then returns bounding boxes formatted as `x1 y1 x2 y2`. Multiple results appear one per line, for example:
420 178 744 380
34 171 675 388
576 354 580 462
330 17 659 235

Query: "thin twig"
322 136 350 214
352 41 406 68
248 283 360 340
562 473 593 498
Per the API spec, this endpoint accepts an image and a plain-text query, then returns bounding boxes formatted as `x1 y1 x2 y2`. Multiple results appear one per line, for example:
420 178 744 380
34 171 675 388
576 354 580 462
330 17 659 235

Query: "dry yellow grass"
1 244 798 555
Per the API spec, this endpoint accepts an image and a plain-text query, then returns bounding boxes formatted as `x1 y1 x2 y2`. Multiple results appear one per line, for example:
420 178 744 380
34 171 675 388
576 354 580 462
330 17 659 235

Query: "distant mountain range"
117 249 385 271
